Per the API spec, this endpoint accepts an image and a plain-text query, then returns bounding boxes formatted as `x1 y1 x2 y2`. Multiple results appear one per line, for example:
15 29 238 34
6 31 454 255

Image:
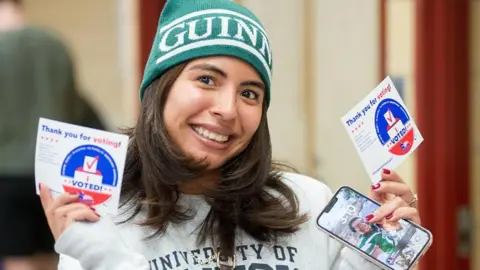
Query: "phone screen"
316 186 431 270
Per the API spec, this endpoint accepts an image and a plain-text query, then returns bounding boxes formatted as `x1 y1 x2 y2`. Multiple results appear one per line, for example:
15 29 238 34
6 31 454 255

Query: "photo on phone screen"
316 186 432 270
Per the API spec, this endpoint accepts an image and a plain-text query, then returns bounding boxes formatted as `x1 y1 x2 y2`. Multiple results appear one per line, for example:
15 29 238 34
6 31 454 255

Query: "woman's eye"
198 76 214 85
241 90 258 100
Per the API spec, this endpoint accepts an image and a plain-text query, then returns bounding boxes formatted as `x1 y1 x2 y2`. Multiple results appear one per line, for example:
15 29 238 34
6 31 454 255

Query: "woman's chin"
204 158 227 170
188 152 227 170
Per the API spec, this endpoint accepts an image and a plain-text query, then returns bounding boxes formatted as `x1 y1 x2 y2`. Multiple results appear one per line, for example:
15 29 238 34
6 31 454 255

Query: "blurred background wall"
18 0 479 269
22 0 139 131
241 0 383 195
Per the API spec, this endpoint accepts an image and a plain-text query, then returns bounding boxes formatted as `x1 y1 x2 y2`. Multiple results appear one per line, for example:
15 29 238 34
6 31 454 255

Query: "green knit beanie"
139 0 273 106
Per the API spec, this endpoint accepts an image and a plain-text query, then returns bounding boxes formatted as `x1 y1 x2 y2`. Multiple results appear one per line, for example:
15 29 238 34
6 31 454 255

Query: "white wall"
23 0 139 130
240 0 310 174
314 0 380 193
241 1 381 192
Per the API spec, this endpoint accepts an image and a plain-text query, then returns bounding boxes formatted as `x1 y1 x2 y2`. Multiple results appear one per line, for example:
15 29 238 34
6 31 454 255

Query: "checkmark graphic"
83 156 99 173
384 108 397 126
86 156 99 170
386 109 393 123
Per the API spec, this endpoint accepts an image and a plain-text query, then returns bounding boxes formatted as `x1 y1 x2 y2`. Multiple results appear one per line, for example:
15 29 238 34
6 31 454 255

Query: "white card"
35 118 129 215
340 76 424 184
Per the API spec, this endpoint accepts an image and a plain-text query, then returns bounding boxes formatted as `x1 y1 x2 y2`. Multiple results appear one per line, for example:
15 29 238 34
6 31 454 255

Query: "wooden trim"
137 0 166 112
415 0 470 269
139 0 165 73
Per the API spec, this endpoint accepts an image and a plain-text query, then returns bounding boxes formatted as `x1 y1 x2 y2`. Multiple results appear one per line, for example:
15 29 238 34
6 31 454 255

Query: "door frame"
414 0 471 269
137 0 166 113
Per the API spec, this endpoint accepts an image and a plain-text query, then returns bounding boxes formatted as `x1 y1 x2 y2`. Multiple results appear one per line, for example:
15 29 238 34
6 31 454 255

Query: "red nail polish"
366 214 374 221
38 183 42 191
89 207 96 211
386 213 393 220
383 168 391 174
371 183 381 190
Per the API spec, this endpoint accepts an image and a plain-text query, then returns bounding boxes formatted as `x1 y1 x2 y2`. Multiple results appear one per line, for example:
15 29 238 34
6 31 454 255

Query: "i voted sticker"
374 98 417 156
61 144 119 207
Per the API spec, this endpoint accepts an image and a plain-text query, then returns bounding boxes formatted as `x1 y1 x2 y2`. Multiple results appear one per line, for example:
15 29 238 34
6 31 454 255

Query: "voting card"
341 76 424 184
35 118 129 215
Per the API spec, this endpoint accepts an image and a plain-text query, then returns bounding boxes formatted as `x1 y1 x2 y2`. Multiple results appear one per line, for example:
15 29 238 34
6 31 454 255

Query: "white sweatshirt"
55 172 380 270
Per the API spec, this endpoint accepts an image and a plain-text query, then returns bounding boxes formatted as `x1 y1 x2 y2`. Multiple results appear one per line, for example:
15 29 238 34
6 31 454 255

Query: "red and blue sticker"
374 98 415 156
60 144 118 206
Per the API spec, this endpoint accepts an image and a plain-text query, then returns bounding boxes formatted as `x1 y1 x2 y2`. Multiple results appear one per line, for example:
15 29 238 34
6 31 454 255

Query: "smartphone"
316 186 433 270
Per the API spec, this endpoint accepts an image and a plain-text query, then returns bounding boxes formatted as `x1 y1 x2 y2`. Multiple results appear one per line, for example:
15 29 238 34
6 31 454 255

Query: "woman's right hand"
39 183 100 240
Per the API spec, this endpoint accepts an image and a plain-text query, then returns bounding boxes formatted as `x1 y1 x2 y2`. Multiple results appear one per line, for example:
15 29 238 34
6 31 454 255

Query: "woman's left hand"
366 169 421 225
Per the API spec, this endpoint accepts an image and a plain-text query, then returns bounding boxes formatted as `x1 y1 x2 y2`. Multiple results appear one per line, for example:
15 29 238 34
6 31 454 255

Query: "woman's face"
163 56 265 169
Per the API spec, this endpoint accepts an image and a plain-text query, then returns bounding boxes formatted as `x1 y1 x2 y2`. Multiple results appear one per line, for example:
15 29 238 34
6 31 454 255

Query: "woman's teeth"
193 126 229 143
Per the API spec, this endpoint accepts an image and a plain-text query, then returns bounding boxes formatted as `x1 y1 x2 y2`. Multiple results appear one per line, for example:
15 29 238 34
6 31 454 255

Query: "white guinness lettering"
233 18 258 45
156 9 273 82
159 23 186 51
187 17 215 40
218 16 232 37
159 16 269 57
259 34 271 61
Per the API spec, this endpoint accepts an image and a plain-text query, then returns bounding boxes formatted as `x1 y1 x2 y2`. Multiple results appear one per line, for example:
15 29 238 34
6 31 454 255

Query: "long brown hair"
120 62 308 259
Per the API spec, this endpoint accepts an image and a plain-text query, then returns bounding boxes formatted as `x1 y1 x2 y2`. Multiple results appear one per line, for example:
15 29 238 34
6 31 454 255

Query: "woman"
39 0 422 269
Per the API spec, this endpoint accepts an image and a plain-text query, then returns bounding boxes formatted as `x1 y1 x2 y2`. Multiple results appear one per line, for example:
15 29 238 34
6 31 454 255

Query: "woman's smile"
190 124 234 150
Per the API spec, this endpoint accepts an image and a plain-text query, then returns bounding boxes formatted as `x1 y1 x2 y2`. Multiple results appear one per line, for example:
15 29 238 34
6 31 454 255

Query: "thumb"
39 183 53 211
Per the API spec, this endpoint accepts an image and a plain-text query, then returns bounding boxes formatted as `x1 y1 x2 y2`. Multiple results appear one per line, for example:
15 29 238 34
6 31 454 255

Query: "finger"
371 181 414 202
388 206 421 225
46 192 79 214
367 197 409 223
368 189 388 205
39 184 54 210
380 169 405 183
64 208 100 229
53 202 93 219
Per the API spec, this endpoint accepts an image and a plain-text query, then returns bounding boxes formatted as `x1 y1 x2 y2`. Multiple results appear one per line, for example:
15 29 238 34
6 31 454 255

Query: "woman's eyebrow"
188 63 227 78
240 81 265 91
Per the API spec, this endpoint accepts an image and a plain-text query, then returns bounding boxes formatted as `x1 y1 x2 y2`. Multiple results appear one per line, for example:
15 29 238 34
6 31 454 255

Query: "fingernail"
371 183 381 190
89 207 100 217
383 168 391 174
366 214 374 221
386 213 394 220
38 183 42 191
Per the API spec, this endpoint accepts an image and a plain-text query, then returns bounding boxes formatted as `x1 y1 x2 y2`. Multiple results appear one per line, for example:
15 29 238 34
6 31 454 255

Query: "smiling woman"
164 57 265 167
37 0 422 269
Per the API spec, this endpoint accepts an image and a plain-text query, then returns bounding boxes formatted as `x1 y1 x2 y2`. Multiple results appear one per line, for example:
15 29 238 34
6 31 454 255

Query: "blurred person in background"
0 0 105 269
